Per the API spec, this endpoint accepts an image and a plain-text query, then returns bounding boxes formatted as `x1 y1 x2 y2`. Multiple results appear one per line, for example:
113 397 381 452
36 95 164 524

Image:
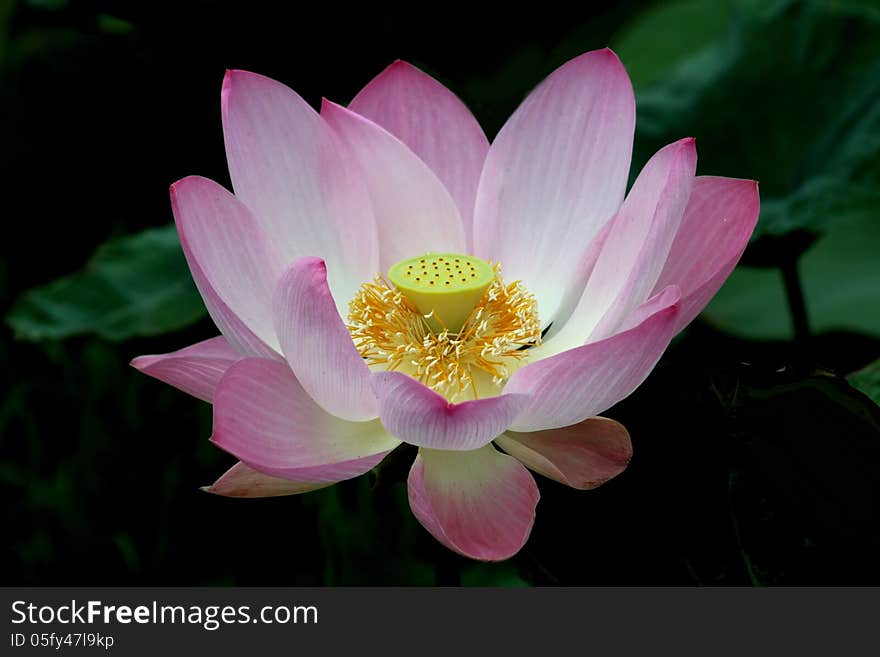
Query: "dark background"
2 0 879 585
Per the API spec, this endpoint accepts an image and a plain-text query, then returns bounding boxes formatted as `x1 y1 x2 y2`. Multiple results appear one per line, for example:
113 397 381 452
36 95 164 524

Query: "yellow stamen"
347 259 541 401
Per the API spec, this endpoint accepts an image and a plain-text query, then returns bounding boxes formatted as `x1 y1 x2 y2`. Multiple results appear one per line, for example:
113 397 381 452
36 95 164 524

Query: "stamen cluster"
347 265 541 401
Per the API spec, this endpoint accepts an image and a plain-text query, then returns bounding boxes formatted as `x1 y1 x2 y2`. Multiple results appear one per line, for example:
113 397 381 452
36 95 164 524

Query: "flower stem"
780 258 810 349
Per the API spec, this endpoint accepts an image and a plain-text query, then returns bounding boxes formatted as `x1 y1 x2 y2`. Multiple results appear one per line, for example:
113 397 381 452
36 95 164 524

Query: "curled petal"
131 336 242 402
618 285 682 333
496 417 632 490
372 371 527 450
203 462 331 498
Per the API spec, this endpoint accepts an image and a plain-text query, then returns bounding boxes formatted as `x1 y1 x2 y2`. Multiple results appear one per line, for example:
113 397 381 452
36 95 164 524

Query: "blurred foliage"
849 358 880 405
619 0 880 339
632 0 880 244
7 226 203 340
706 210 880 339
612 0 736 87
1 0 879 586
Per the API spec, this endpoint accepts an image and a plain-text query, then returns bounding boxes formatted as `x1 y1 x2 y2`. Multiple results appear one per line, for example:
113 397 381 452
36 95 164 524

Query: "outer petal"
349 60 489 248
131 336 242 402
272 257 378 422
171 176 286 351
321 99 466 271
652 176 761 333
202 462 330 498
211 359 399 483
408 444 539 561
587 138 696 339
473 48 636 324
505 290 680 432
547 138 696 354
222 70 378 302
371 372 527 450
495 417 632 490
184 253 279 359
617 284 683 334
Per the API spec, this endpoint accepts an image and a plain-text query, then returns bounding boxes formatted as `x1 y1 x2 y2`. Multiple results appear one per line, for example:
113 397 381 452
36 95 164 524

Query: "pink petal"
652 176 761 333
550 138 696 353
321 99 466 272
495 417 632 490
372 371 528 450
272 257 378 422
171 176 286 351
131 336 242 402
211 359 399 482
618 285 682 333
545 212 616 335
588 138 696 339
408 444 539 561
349 60 489 249
473 48 636 324
505 290 680 432
222 70 378 302
203 462 330 498
184 252 279 359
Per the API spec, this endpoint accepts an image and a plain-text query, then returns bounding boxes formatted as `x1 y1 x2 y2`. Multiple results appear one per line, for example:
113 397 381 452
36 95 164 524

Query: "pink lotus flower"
132 49 759 561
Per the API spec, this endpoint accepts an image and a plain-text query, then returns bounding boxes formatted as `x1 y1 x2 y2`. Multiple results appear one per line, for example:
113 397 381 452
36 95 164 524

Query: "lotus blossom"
132 48 759 561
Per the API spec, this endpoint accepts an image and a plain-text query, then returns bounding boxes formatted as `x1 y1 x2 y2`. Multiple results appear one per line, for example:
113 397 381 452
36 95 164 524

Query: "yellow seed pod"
387 254 495 333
